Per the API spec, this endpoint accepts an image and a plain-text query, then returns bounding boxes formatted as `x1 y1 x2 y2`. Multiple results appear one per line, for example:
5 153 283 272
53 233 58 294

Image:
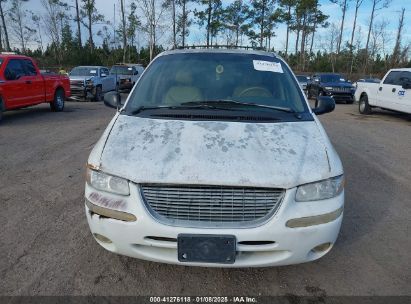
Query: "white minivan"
85 49 344 267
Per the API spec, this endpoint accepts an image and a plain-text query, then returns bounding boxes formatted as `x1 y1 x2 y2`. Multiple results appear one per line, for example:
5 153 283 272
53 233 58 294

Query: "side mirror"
313 96 335 115
101 73 107 77
104 91 122 110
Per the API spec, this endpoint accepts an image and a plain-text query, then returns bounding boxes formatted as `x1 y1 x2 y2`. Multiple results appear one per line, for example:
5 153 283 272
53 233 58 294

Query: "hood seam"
98 113 121 168
312 117 332 172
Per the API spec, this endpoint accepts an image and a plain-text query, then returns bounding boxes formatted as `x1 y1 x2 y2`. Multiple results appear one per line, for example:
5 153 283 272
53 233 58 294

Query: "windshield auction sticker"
253 60 283 73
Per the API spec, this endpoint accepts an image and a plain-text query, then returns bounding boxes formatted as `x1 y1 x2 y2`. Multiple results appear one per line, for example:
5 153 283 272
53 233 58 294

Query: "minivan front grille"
140 184 285 227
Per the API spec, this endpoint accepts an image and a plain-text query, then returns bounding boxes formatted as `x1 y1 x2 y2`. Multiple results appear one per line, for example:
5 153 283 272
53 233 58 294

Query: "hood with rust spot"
99 115 333 189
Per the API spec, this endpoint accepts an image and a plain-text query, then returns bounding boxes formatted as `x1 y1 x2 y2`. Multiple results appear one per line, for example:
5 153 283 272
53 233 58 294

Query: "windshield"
70 67 98 77
125 52 307 114
111 66 134 75
321 74 345 83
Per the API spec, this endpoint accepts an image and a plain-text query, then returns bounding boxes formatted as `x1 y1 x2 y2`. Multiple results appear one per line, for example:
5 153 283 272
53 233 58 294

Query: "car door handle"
392 88 396 93
26 80 32 84
379 87 382 91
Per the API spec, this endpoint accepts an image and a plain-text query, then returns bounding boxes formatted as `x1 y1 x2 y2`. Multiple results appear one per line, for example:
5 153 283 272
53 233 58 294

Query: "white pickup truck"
355 68 411 115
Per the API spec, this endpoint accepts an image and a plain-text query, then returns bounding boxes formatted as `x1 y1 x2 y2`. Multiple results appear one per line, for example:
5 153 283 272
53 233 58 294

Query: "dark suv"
307 73 355 104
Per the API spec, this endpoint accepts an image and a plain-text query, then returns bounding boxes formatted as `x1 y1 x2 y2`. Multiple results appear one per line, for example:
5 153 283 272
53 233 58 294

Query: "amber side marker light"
286 207 343 228
311 242 332 253
86 199 137 222
93 233 112 244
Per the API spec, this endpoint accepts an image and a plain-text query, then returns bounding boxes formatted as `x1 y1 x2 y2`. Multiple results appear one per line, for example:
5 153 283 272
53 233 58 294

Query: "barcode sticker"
253 60 283 73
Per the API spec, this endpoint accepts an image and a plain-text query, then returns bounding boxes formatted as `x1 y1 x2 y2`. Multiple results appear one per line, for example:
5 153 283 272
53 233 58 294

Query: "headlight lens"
295 175 344 202
86 79 93 87
324 86 333 90
86 168 130 196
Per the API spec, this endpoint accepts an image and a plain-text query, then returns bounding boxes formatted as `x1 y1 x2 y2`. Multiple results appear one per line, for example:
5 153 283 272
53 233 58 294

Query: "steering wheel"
237 86 272 97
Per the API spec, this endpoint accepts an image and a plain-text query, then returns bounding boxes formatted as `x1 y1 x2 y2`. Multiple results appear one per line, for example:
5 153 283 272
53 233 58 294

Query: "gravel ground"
0 99 410 297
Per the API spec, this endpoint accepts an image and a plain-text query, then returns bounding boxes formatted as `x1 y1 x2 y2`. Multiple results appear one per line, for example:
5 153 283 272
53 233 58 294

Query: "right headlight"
86 167 130 196
295 175 344 202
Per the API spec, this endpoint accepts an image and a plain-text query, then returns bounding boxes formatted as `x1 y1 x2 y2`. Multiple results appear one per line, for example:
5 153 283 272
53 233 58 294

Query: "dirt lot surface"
1 99 410 296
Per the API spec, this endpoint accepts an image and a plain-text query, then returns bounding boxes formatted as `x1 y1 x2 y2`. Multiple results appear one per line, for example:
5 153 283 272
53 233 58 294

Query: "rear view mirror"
104 92 122 110
313 96 335 115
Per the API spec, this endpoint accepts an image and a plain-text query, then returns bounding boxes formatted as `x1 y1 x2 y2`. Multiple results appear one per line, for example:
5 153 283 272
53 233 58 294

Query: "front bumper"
119 79 133 90
84 183 344 267
324 91 354 102
69 86 96 100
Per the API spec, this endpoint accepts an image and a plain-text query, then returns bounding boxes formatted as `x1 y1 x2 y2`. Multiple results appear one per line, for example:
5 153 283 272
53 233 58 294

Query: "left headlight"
86 167 130 196
295 175 344 202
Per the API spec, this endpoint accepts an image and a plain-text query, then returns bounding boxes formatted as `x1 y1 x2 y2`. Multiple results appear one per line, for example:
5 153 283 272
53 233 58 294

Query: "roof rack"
174 45 266 51
113 63 144 66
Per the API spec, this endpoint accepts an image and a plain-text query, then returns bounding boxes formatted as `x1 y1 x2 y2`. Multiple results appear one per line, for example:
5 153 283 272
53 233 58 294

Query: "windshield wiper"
129 103 231 115
181 99 296 114
130 105 176 115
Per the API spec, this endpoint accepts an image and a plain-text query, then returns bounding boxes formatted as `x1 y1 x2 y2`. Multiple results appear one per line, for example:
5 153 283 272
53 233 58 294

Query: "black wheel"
94 86 102 102
50 89 65 112
359 94 372 115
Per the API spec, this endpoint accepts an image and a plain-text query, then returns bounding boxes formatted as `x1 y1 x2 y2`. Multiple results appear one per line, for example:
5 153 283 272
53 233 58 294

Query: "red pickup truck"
0 54 71 122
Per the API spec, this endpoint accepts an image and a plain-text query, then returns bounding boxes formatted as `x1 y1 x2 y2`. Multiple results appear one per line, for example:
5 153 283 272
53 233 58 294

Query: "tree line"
0 0 409 78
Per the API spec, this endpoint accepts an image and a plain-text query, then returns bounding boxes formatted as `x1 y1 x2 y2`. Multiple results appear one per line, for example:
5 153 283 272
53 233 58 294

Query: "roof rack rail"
174 45 267 51
114 62 144 66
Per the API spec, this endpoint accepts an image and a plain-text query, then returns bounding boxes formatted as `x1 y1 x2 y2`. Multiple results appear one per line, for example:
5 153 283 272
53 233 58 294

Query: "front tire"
359 94 372 115
50 89 65 112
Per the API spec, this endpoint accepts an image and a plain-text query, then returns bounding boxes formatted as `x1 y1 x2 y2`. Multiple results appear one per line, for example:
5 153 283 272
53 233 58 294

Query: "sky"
14 0 411 53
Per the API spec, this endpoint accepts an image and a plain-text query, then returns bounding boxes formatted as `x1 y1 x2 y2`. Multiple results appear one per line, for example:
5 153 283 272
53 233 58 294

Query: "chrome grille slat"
144 197 279 204
141 184 285 228
332 87 351 92
144 192 282 197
